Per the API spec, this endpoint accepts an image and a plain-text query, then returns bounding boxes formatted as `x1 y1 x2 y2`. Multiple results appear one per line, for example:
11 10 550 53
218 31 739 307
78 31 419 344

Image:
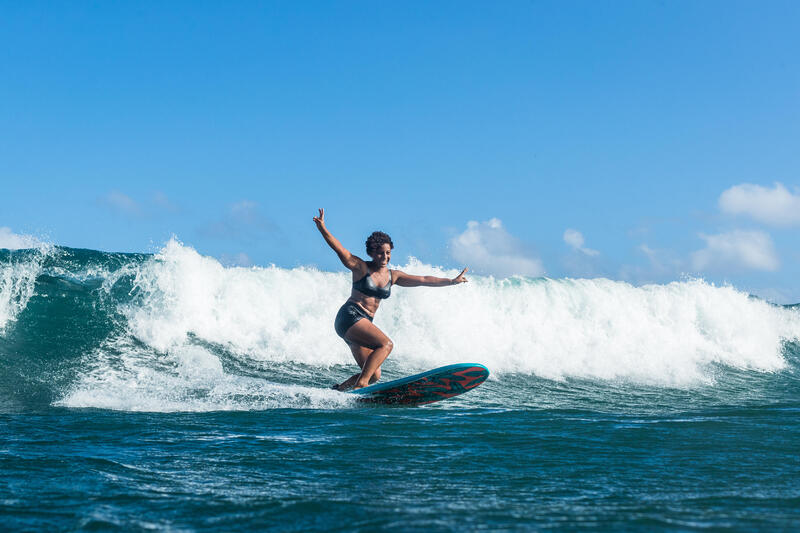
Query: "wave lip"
0 249 50 332
116 242 800 391
4 239 800 412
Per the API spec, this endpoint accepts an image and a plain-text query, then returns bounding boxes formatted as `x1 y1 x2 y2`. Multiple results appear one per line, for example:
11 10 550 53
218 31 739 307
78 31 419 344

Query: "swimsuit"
351 270 392 299
334 302 373 339
334 270 392 339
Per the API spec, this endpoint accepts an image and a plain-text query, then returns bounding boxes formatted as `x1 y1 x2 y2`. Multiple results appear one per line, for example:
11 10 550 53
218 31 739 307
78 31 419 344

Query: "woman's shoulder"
349 257 369 276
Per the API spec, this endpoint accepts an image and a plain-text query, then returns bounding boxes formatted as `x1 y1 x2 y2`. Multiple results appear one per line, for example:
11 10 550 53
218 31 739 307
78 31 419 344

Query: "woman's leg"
332 343 382 391
349 344 382 382
344 320 393 389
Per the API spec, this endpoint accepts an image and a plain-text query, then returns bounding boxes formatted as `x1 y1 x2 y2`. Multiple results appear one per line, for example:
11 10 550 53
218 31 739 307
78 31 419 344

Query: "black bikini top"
352 269 392 299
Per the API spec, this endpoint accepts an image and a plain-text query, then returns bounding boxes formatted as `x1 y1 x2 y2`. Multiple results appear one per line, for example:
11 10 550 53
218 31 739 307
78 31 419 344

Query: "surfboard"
349 363 489 406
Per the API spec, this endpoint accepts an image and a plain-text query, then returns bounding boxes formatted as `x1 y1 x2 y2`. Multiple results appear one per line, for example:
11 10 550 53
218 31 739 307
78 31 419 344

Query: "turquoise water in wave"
2 243 800 531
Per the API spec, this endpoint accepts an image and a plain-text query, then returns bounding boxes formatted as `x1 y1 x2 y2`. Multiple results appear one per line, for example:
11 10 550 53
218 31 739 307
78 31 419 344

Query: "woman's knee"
382 338 394 352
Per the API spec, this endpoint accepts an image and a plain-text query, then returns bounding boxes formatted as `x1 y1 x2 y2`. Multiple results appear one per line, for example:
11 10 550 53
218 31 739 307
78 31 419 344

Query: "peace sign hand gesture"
451 267 469 285
313 208 326 230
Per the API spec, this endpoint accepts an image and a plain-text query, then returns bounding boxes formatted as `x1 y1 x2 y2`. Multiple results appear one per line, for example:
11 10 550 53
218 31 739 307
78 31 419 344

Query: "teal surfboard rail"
349 363 489 405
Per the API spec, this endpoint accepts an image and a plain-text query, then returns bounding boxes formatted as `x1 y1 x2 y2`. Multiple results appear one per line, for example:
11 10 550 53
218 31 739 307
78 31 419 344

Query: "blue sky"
2 1 799 301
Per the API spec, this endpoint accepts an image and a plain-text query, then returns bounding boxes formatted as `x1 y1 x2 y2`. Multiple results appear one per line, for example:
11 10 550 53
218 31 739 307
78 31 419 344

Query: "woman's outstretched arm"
313 208 362 271
394 268 468 287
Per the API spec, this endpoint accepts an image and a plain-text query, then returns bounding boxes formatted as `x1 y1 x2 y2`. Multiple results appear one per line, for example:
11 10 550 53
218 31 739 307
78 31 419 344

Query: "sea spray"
118 241 799 385
0 248 48 332
2 239 799 412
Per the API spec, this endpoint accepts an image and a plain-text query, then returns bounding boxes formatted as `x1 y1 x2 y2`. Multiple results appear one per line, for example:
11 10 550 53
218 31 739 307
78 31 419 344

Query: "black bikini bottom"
334 302 373 339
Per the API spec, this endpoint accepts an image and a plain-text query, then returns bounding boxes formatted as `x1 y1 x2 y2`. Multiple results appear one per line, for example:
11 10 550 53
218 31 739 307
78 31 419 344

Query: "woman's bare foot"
331 370 379 392
331 373 361 391
352 378 370 390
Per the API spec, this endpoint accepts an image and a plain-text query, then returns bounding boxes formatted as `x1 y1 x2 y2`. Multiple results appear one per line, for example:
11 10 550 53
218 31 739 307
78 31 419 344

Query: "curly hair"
365 231 394 255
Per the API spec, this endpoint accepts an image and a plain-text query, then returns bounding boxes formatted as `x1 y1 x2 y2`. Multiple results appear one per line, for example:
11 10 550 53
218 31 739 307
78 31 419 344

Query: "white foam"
121 242 800 384
58 337 354 412
61 239 800 411
0 250 47 332
121 239 350 364
384 274 796 386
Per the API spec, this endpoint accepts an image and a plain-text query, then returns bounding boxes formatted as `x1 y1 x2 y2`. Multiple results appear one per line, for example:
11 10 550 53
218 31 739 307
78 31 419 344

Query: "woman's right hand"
313 208 326 230
451 267 469 284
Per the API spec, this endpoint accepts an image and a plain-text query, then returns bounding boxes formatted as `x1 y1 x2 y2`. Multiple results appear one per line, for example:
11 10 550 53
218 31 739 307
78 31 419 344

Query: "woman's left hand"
313 208 326 230
451 267 468 285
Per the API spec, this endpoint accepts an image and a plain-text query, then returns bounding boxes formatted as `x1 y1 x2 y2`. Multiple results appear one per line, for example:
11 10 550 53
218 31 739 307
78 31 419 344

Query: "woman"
313 208 468 391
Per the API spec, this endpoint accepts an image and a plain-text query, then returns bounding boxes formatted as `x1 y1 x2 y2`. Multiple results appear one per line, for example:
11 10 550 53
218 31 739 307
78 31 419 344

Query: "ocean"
2 240 799 531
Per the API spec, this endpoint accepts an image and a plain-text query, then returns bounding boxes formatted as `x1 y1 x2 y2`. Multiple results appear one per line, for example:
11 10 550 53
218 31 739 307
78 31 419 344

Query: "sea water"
2 240 799 530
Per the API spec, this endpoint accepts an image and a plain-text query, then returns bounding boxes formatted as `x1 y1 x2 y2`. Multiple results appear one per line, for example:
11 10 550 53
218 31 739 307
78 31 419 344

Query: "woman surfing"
313 208 468 391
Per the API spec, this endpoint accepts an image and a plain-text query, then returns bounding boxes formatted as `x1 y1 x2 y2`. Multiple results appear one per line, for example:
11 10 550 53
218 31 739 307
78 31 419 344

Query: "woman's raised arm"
313 208 362 272
394 268 468 288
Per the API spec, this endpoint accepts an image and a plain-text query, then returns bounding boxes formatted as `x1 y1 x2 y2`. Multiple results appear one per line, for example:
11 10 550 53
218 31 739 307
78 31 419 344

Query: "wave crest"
119 240 800 387
3 239 799 412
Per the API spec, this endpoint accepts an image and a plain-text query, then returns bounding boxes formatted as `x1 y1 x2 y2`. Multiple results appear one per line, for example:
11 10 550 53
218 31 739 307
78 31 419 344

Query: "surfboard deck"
349 363 489 406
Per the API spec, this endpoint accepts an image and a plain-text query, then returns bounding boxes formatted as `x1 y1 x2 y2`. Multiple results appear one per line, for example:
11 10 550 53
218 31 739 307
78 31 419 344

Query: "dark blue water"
4 406 800 531
2 244 800 530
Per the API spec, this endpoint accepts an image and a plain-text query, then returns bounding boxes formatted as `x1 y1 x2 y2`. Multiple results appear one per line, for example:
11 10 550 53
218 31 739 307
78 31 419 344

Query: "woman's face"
370 243 392 266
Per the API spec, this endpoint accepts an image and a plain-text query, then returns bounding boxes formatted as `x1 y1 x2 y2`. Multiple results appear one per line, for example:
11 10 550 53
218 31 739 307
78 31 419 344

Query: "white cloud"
563 229 599 256
219 252 254 267
719 182 800 226
232 200 257 211
152 191 179 212
101 191 140 215
230 200 259 221
617 243 684 284
641 243 683 274
199 200 277 242
691 230 779 272
638 244 656 260
637 244 669 273
450 218 544 277
0 227 42 250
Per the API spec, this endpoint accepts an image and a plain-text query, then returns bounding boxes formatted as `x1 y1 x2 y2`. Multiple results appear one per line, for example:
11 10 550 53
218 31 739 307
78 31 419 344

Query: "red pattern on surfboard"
357 366 488 405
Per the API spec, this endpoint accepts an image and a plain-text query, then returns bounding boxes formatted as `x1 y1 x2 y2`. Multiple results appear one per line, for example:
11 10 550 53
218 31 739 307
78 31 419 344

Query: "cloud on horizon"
152 191 179 213
450 218 544 278
99 190 180 217
691 230 779 272
198 200 278 242
219 252 254 267
638 244 681 275
99 190 141 216
719 182 800 226
563 229 599 256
